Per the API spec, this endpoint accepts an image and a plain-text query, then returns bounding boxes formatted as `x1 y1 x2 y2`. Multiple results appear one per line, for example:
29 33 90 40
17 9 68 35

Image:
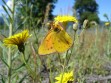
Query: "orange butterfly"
38 22 73 55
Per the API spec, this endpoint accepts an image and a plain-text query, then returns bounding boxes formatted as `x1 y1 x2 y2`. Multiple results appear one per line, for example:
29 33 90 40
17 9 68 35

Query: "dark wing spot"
46 40 49 42
58 40 60 42
50 47 53 49
66 40 70 45
67 81 73 83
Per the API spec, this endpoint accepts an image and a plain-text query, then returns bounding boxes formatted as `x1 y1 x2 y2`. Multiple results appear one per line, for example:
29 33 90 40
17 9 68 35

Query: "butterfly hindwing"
53 30 73 52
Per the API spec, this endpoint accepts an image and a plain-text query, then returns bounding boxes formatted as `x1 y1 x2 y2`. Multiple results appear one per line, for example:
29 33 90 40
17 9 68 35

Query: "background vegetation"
74 0 100 28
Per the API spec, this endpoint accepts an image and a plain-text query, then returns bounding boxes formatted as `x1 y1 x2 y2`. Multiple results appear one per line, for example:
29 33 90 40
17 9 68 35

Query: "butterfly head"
50 22 64 32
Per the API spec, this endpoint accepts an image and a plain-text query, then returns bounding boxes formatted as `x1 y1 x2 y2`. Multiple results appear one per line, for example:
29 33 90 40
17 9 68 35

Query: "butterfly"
38 22 73 55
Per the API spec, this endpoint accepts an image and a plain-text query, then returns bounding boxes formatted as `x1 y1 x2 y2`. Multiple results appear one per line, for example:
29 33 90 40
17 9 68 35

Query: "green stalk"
66 29 77 65
7 48 11 83
21 52 36 81
7 0 15 83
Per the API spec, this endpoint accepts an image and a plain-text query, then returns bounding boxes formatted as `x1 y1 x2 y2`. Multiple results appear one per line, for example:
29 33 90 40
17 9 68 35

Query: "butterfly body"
38 22 73 55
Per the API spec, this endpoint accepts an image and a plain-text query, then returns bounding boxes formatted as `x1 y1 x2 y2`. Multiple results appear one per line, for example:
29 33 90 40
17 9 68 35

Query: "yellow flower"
105 22 110 26
55 71 74 83
3 30 30 52
54 15 78 23
54 15 78 30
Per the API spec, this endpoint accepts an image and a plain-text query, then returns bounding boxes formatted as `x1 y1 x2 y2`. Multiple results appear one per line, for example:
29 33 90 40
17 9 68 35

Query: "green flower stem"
21 52 36 79
58 53 62 63
79 28 85 49
66 29 77 65
7 49 11 83
49 61 53 83
107 29 111 59
95 25 98 46
60 66 65 83
8 0 15 83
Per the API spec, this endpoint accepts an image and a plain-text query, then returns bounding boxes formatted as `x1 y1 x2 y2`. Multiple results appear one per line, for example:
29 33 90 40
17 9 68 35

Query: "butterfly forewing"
38 30 56 55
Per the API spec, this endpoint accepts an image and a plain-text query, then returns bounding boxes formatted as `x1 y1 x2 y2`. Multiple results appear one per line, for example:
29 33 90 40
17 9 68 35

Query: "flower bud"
90 21 97 26
105 22 110 26
73 23 78 31
83 19 88 29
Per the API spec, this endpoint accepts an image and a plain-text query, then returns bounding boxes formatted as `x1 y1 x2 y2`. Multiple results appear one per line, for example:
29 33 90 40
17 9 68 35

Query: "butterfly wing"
53 30 73 52
38 30 56 55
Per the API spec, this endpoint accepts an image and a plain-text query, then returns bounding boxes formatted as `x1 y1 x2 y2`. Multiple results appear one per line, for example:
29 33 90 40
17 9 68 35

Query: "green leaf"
13 18 28 34
12 50 19 62
2 0 12 13
0 74 6 83
18 74 27 83
13 63 25 71
0 57 9 67
1 78 5 83
2 14 10 26
12 54 30 71
2 5 12 21
0 41 9 67
11 74 19 83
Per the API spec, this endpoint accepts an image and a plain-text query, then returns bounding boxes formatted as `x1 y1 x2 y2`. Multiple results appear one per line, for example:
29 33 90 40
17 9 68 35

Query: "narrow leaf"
0 74 5 83
2 14 10 26
2 5 12 21
18 74 27 83
0 57 9 67
2 0 12 13
12 54 30 71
